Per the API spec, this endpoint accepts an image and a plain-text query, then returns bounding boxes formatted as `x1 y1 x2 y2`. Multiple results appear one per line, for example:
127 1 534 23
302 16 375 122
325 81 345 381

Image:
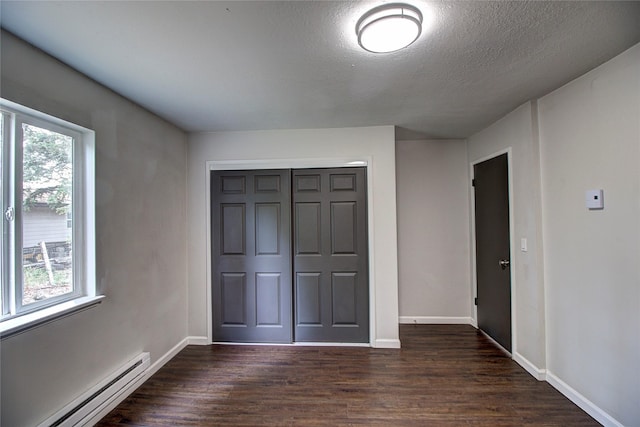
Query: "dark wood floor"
97 325 598 426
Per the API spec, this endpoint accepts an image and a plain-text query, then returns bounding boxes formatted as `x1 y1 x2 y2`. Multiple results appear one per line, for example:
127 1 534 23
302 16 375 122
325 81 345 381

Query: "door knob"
499 259 510 270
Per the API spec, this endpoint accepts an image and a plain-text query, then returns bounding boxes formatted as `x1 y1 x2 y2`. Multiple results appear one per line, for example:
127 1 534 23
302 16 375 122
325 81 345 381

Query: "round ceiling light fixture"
356 3 423 53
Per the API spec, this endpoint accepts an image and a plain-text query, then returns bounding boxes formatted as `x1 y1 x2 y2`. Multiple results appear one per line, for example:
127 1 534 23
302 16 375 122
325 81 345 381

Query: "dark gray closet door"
293 168 369 342
474 154 512 352
211 170 292 343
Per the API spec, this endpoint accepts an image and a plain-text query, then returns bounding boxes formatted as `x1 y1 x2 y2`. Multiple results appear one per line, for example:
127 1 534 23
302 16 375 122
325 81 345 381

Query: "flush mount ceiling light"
356 3 423 53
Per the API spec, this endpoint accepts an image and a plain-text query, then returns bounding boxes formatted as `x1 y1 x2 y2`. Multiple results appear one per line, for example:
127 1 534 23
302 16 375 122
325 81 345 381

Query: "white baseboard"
211 341 370 347
38 353 150 427
187 336 210 345
546 371 623 427
399 316 474 325
83 337 189 426
373 338 401 348
147 339 189 379
513 352 546 381
294 342 370 347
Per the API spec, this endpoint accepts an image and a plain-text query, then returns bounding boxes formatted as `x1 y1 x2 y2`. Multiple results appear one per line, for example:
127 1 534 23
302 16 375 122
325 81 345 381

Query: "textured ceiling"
1 1 639 139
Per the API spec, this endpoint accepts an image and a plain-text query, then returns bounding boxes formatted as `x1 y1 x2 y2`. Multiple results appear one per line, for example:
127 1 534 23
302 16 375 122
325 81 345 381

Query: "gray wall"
538 43 639 426
395 139 472 322
0 31 188 426
466 42 640 425
468 101 547 371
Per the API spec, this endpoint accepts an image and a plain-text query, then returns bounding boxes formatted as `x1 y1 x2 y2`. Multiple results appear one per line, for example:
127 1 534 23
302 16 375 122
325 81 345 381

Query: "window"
1 99 97 330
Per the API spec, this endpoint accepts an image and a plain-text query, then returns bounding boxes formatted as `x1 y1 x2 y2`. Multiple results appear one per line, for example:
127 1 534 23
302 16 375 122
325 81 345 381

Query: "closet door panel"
293 168 369 343
212 170 292 343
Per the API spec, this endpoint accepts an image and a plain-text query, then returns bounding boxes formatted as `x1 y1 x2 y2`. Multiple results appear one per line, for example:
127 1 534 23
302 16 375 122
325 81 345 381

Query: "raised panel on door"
331 272 358 325
221 204 245 255
220 273 246 326
255 273 282 326
255 203 280 255
331 202 357 254
295 203 321 255
211 170 292 343
296 272 322 325
293 168 369 343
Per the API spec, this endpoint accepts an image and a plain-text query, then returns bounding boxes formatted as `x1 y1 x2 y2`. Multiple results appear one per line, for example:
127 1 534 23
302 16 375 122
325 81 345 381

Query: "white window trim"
0 98 97 335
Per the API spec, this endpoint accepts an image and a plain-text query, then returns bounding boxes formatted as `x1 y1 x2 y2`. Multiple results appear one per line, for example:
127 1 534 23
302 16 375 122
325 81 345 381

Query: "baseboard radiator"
38 352 150 427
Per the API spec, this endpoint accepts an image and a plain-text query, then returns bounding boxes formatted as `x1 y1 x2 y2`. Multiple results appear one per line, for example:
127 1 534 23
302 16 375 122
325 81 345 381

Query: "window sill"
0 295 105 340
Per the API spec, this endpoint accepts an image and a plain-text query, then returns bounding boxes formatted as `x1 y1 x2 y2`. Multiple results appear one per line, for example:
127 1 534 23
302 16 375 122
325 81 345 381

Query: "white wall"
467 102 547 372
187 127 400 348
0 31 188 426
395 139 472 323
538 43 640 426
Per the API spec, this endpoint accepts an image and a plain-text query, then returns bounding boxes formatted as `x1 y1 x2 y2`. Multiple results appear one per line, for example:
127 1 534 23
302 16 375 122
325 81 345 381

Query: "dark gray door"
473 154 512 352
211 170 292 343
293 168 369 343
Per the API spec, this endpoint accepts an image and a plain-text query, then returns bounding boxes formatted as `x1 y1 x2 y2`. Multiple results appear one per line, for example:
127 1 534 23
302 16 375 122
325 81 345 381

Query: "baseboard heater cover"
38 352 150 427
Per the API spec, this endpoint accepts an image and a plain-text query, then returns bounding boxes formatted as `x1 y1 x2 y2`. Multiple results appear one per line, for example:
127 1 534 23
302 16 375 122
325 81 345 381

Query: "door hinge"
472 179 476 187
474 297 478 306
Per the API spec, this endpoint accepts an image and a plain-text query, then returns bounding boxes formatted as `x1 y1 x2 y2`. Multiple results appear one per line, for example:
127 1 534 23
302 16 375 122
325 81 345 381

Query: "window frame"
1 110 11 317
0 98 97 328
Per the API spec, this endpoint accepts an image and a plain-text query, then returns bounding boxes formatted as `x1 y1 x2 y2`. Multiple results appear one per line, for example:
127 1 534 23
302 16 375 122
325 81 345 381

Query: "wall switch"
520 238 528 252
586 189 604 209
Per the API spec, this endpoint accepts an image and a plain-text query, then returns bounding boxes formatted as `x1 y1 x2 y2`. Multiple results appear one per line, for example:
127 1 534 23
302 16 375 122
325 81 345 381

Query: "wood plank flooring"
97 325 598 426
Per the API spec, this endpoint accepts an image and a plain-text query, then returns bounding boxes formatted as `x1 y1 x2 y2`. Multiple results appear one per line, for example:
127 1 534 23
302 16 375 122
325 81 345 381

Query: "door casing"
205 158 375 346
470 148 517 355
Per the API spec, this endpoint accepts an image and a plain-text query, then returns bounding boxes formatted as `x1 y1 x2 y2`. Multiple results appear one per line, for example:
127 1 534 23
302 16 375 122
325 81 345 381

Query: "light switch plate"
586 189 604 209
